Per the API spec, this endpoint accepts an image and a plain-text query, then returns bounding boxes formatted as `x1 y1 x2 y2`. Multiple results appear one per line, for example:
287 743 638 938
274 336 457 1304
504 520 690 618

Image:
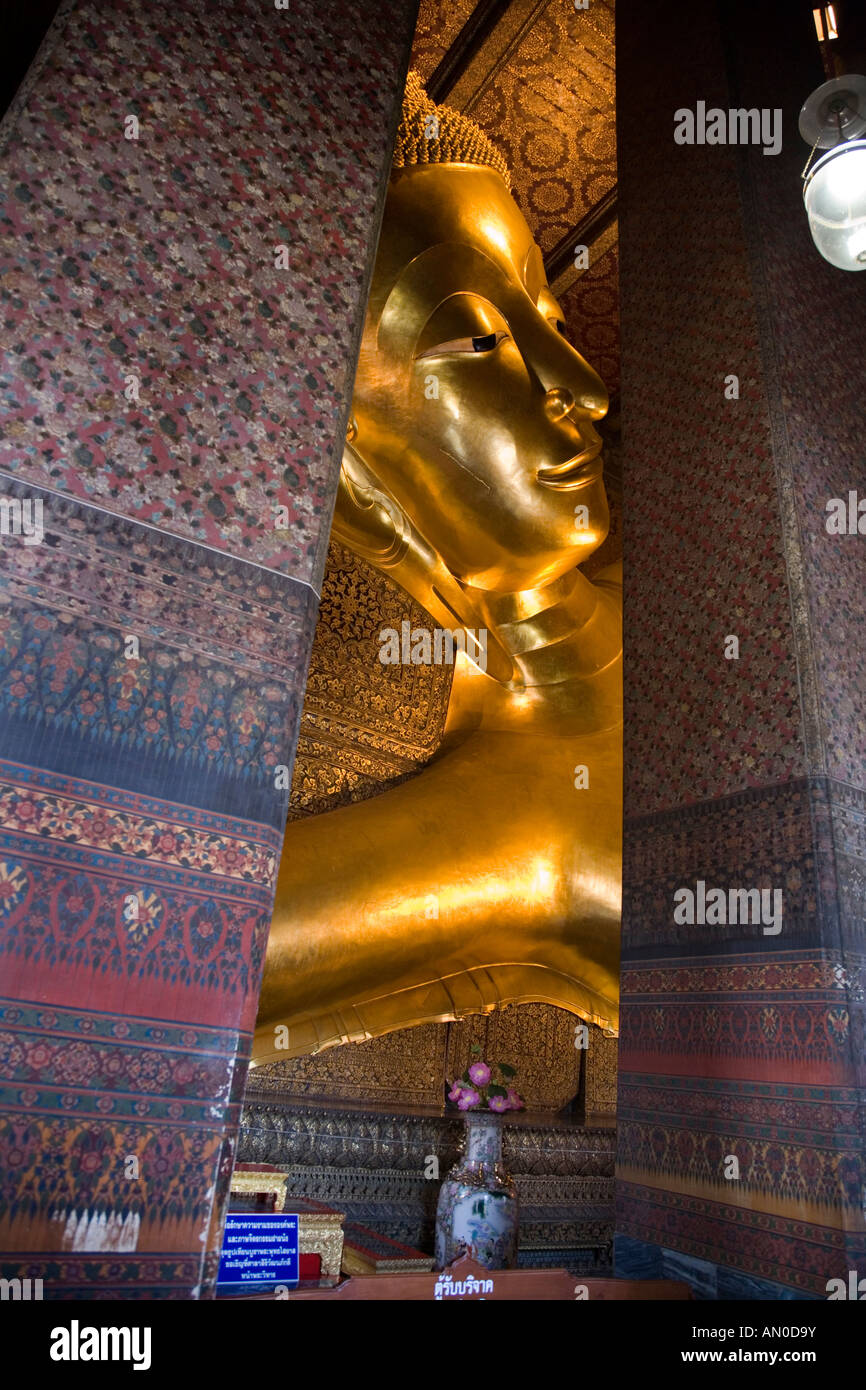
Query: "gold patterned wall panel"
253 1023 448 1108
447 0 617 256
558 244 620 398
446 1005 582 1111
252 1006 618 1113
410 0 481 82
288 541 453 820
586 1027 618 1115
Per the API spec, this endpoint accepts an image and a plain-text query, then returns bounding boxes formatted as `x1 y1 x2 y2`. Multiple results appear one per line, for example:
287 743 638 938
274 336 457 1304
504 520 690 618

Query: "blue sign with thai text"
217 1213 300 1287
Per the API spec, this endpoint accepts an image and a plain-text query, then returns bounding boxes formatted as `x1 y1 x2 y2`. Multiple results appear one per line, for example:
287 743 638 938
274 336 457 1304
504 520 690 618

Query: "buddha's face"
351 164 609 593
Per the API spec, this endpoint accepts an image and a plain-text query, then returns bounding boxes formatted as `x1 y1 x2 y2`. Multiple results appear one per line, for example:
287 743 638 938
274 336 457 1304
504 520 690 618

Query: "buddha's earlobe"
334 443 406 566
333 444 515 687
345 414 358 444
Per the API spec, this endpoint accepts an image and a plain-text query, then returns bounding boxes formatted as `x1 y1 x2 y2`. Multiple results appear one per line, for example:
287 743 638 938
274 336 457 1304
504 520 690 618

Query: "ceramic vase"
435 1110 519 1270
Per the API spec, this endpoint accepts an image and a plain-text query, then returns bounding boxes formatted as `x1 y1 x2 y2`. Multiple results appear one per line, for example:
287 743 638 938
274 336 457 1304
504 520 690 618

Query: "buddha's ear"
332 444 409 567
332 443 515 686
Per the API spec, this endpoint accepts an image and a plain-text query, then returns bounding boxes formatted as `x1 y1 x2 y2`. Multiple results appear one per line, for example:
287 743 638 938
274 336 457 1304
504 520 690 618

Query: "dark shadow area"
1 0 63 119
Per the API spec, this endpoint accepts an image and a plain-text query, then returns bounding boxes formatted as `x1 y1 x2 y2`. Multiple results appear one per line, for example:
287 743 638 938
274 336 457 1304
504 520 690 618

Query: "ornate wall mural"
0 0 418 1296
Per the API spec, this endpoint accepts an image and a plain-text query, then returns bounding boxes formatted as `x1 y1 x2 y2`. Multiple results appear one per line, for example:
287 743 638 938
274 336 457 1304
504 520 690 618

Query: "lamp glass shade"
803 139 866 271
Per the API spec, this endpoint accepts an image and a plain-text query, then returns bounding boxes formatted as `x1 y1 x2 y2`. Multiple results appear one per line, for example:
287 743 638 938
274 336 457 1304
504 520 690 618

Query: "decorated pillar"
615 0 866 1296
0 0 416 1296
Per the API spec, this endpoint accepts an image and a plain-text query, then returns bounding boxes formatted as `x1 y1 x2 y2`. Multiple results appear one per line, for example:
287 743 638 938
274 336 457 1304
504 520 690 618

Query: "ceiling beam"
543 185 618 283
427 0 515 103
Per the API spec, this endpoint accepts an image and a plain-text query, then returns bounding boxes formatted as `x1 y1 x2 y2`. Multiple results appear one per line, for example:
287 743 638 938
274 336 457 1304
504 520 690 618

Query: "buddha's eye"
555 319 568 338
416 329 508 360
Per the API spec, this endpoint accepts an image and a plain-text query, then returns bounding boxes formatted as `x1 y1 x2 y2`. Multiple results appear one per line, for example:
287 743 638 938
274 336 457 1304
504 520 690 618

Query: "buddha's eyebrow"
378 243 510 357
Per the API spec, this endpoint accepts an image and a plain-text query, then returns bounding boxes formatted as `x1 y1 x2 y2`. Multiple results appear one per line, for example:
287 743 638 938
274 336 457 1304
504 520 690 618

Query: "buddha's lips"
536 443 603 489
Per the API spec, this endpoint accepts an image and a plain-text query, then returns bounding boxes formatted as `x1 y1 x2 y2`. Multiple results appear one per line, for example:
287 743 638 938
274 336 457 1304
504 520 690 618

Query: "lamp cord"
801 133 823 180
801 96 860 180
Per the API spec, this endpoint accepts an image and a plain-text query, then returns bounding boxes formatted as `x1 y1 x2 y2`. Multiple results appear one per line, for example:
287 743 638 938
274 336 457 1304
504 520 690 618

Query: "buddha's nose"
543 383 607 425
543 388 575 423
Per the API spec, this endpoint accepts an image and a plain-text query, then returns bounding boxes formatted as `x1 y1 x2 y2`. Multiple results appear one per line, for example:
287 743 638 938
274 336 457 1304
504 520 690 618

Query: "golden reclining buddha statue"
253 73 622 1061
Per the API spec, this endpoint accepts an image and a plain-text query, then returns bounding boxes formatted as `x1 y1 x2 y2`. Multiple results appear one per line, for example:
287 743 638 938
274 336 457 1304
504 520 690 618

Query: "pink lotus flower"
468 1061 490 1086
457 1088 480 1110
448 1083 463 1102
488 1094 508 1112
506 1089 524 1111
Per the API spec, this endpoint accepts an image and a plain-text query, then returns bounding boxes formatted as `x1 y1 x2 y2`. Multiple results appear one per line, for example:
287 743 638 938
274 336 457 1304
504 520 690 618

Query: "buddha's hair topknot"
392 70 511 188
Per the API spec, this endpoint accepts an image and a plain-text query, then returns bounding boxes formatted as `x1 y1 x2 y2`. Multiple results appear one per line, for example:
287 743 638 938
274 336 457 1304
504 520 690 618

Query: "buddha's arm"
254 725 621 1059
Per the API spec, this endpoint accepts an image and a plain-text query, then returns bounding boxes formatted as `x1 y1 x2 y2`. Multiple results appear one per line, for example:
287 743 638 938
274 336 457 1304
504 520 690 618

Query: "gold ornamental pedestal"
229 1165 345 1283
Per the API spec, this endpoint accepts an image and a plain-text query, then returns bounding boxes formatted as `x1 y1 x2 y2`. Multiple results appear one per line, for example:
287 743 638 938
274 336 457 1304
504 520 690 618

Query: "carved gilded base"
239 1096 615 1273
228 1168 345 1282
229 1169 288 1211
301 1224 344 1282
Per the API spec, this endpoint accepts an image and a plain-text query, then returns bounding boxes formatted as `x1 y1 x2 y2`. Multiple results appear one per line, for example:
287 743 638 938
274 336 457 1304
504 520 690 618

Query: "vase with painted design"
435 1111 519 1270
